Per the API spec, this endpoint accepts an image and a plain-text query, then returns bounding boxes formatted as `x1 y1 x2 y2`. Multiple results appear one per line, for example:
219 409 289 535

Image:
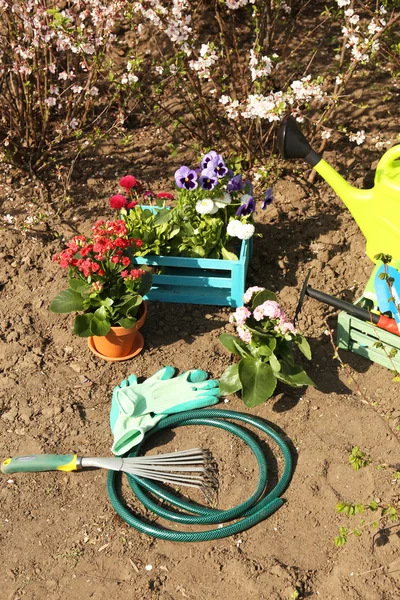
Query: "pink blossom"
237 326 252 343
253 300 284 321
279 321 297 335
229 306 251 326
243 286 265 304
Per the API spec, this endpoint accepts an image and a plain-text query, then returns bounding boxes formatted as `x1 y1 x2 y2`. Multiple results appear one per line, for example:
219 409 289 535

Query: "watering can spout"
278 117 400 263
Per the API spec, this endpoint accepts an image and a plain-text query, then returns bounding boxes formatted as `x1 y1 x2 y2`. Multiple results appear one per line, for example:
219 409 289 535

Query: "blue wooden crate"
130 207 252 306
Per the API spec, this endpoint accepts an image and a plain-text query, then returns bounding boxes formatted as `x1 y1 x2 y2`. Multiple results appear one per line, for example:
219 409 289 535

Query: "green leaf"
153 208 172 226
238 358 277 407
276 364 315 388
68 279 91 293
73 314 93 337
94 306 108 321
139 271 153 300
220 363 242 395
251 289 277 308
100 297 114 308
296 336 312 360
221 247 238 261
219 333 249 356
269 352 281 372
117 317 137 329
90 315 111 336
50 289 85 314
251 345 272 360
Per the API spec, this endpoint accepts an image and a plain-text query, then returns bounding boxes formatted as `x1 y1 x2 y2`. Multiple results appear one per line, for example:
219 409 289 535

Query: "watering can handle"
376 144 400 173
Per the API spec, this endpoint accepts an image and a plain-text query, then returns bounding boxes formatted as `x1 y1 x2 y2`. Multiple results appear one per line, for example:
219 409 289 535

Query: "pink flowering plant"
111 152 272 259
49 219 151 337
219 286 315 407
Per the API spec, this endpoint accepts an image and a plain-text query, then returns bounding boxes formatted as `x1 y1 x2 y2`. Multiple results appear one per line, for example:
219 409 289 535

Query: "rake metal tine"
124 462 207 473
135 448 205 460
127 469 205 488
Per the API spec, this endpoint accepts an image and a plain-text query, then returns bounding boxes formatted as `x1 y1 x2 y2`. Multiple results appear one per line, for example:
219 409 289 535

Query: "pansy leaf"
153 208 173 226
238 358 277 407
221 247 239 261
73 314 93 337
296 336 312 360
251 289 277 308
50 289 85 314
220 363 242 395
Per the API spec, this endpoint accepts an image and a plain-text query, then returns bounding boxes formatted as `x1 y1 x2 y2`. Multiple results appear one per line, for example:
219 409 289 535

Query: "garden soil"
1 120 400 599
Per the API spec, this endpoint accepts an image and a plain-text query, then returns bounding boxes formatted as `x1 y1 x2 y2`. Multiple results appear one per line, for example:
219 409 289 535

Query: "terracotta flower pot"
89 302 147 361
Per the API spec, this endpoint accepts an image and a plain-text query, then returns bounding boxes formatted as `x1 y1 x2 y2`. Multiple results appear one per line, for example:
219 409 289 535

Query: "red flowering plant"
109 175 177 257
49 219 151 337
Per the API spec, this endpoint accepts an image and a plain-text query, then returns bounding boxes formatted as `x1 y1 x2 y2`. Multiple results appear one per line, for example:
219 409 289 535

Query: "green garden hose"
106 409 293 542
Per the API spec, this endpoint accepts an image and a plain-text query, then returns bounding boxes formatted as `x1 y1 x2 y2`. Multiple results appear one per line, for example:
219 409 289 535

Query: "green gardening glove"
110 366 220 456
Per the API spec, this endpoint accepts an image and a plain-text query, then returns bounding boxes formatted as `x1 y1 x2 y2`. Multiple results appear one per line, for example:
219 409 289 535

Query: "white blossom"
195 198 216 215
348 129 366 145
214 193 232 208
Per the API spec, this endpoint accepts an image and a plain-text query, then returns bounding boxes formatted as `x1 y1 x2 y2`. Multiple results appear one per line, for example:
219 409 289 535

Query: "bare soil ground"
1 73 400 600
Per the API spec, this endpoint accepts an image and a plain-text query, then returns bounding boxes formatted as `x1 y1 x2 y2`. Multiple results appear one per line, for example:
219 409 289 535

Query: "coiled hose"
106 409 292 542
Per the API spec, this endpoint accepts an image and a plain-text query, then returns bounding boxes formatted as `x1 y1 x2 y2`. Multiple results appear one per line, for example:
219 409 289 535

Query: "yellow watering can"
278 117 400 267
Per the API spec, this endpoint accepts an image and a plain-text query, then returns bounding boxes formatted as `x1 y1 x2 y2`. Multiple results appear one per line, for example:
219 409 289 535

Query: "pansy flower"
175 166 198 190
213 156 228 178
200 150 219 170
199 168 218 190
226 174 244 192
262 188 273 209
236 194 256 216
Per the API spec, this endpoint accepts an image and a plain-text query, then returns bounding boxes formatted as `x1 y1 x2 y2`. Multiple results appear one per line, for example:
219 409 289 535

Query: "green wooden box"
337 302 400 370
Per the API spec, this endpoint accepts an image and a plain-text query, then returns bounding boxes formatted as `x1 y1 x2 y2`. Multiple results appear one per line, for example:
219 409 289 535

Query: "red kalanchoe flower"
126 200 137 209
120 270 128 278
111 256 120 264
110 194 127 209
119 175 137 191
157 192 174 200
122 256 130 266
135 239 143 248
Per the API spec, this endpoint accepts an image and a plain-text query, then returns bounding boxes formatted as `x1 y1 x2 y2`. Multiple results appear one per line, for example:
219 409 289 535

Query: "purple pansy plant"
175 166 198 190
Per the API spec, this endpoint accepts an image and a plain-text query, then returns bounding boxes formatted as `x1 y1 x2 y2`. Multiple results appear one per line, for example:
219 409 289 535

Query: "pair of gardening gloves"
110 366 221 455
